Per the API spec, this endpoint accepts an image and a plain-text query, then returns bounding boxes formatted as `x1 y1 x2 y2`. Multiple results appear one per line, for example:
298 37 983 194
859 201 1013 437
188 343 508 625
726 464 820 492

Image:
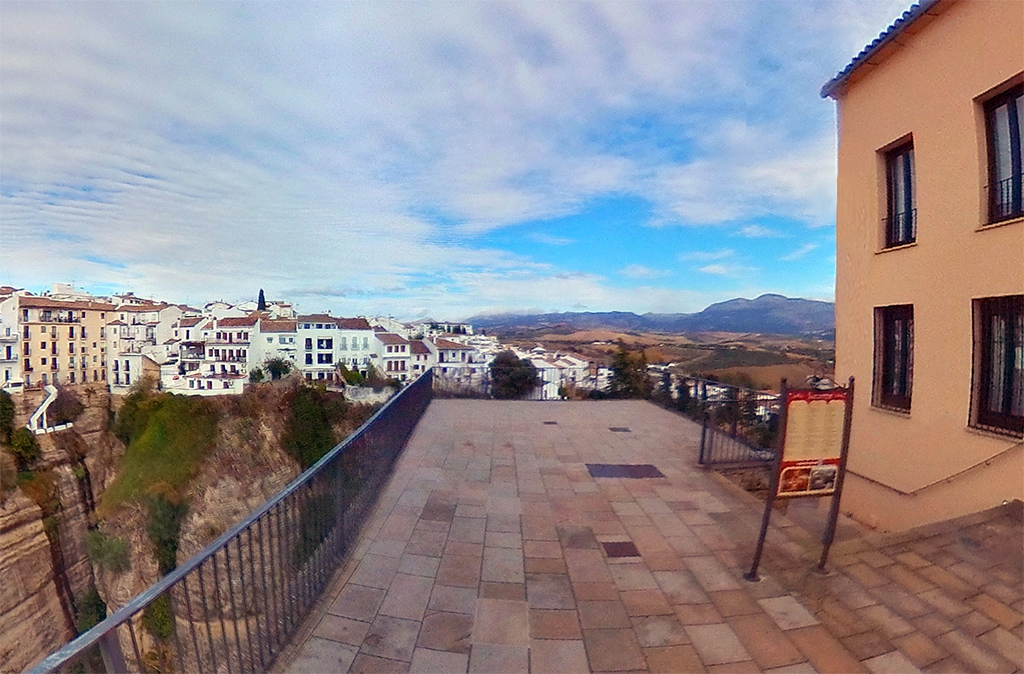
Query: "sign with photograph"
776 389 848 498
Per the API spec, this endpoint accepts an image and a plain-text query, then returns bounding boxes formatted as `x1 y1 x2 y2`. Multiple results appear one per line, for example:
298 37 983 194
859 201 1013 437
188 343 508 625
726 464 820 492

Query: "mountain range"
467 294 835 337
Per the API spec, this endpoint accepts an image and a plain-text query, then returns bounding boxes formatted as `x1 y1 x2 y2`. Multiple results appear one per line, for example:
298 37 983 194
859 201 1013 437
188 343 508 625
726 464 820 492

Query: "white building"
376 333 411 381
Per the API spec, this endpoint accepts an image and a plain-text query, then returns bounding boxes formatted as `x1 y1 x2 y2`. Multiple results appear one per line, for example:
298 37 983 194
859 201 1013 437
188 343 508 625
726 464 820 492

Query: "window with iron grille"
885 142 916 247
973 295 1023 435
874 305 914 411
985 85 1023 223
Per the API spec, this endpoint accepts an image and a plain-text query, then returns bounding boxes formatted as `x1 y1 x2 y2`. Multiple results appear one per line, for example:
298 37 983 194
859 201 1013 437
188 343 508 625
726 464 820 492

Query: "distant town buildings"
0 283 605 401
823 0 1023 530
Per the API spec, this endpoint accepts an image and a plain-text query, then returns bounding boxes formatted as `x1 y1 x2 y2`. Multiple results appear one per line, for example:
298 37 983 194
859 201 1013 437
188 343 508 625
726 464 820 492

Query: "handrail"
31 369 433 674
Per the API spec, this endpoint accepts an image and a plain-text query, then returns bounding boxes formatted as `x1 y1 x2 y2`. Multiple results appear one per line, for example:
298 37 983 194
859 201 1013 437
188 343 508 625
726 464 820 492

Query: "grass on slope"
97 394 217 518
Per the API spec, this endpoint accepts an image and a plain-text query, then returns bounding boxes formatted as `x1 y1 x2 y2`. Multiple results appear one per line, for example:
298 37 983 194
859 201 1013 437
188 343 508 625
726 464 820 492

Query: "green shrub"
49 386 85 426
142 595 173 640
99 394 217 516
76 586 107 633
146 494 187 576
282 387 336 469
87 530 131 573
265 358 291 380
293 493 336 566
0 390 14 445
9 427 40 468
249 368 265 384
490 351 538 399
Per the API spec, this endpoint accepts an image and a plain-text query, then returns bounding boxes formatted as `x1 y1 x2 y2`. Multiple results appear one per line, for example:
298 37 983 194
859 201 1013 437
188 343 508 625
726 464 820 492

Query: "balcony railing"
987 174 1024 223
882 208 916 248
31 369 433 674
39 315 81 324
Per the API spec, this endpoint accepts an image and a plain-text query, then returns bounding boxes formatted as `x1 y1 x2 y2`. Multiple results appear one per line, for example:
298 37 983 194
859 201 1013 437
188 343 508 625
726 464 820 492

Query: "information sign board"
776 389 847 498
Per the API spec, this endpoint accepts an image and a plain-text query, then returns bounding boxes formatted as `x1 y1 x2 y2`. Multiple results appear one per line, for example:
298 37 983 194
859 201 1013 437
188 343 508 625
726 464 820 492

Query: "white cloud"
0 1 898 314
698 263 758 278
529 233 576 246
619 264 672 280
680 249 734 262
737 224 786 238
780 243 819 261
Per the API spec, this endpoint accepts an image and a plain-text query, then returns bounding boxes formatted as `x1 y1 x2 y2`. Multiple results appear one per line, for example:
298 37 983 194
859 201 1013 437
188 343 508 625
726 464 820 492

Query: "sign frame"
744 377 855 582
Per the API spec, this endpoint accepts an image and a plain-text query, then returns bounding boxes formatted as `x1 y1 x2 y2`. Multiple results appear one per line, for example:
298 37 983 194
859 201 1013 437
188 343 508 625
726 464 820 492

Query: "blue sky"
0 1 908 319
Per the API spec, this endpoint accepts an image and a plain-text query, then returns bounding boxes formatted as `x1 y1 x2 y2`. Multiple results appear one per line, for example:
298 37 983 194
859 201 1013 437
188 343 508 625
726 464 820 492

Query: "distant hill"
468 294 834 337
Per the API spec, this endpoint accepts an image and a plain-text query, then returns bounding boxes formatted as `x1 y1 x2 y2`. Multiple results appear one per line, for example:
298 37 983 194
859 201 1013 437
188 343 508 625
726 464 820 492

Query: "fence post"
699 413 708 465
98 630 127 674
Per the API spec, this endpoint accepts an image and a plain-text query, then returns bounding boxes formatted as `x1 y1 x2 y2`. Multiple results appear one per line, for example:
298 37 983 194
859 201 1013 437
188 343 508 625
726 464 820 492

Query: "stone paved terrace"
278 400 1023 673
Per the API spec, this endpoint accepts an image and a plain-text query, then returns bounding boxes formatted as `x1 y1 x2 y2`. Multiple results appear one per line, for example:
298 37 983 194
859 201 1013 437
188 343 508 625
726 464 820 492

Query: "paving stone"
686 556 741 592
977 626 1024 665
289 636 358 673
526 574 575 609
428 584 477 615
631 614 690 648
787 624 868 673
610 562 659 591
416 611 472 653
380 573 435 621
350 653 411 673
884 563 938 594
912 613 957 639
873 583 932 619
708 589 761 617
471 598 529 646
481 546 525 583
485 530 522 549
399 554 441 578
479 581 525 601
368 538 409 558
350 554 402 589
565 547 614 584
653 570 709 605
486 513 521 532
643 644 706 673
529 608 581 639
921 655 972 673
579 600 632 629
858 604 916 640
759 596 820 631
954 610 999 637
935 630 1015 673
583 628 647 672
524 540 562 559
529 638 589 673
763 663 817 674
841 630 894 661
525 557 567 574
572 582 620 601
685 622 752 665
863 650 922 673
917 565 975 599
893 631 946 668
468 644 528 673
436 554 481 588
444 541 484 558
706 660 761 673
674 603 724 625
969 593 1024 630
449 517 487 544
730 613 805 670
405 530 448 557
362 615 421 662
329 584 387 622
409 647 469 673
313 613 371 646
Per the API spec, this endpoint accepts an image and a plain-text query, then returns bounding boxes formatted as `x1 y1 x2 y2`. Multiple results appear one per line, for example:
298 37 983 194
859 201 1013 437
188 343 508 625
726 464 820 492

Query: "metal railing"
669 377 781 467
32 369 433 674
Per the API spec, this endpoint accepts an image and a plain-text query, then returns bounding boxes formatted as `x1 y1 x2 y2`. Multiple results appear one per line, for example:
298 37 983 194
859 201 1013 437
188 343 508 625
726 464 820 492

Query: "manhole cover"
586 464 665 479
602 541 641 558
609 427 632 432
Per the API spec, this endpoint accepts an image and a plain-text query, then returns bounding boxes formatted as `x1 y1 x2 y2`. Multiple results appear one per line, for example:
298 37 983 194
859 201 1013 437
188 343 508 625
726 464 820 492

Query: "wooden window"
974 295 1024 435
885 142 916 247
985 85 1023 222
874 305 914 411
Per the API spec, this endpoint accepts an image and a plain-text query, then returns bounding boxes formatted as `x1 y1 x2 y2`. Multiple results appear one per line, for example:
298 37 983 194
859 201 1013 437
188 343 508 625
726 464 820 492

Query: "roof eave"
821 0 948 99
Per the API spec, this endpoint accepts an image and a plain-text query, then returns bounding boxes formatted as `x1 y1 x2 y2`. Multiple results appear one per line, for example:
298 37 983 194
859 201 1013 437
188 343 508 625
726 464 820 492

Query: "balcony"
38 315 81 324
31 372 1024 674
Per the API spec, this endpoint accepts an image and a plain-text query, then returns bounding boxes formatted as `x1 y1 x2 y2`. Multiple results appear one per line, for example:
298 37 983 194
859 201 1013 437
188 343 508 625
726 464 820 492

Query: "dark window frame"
885 141 916 247
874 304 914 411
973 295 1024 435
985 84 1023 223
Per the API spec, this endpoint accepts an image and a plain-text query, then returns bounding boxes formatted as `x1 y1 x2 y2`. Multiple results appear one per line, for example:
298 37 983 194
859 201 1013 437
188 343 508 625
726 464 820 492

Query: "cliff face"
0 490 73 673
0 384 121 674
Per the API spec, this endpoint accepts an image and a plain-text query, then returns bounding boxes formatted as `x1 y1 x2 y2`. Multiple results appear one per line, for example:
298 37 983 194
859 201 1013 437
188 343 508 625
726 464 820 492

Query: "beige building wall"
831 0 1023 531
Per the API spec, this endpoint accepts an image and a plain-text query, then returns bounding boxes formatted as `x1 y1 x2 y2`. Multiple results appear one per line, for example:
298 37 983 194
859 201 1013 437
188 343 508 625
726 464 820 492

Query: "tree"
607 342 653 399
9 427 41 468
490 351 538 399
257 288 267 311
0 390 14 445
249 368 265 383
265 358 291 380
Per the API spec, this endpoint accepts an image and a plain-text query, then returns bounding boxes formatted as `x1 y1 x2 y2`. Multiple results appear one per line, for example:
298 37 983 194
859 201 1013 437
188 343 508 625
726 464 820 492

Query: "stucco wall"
832 0 1024 531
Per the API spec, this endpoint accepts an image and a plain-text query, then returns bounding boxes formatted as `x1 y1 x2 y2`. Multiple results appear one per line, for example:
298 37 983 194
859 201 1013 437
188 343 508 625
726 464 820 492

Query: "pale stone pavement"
277 400 1023 673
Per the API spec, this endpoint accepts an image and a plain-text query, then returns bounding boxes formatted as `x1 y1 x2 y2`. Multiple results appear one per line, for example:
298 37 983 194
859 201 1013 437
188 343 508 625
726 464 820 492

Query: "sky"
1 1 910 320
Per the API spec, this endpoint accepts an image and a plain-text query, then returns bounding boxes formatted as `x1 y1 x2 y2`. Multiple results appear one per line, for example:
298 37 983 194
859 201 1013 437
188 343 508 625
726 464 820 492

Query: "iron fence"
670 376 781 467
31 369 433 674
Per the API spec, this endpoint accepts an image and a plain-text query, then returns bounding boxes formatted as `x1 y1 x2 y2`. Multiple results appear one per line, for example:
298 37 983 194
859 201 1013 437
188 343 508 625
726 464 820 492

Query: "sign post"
745 377 854 582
